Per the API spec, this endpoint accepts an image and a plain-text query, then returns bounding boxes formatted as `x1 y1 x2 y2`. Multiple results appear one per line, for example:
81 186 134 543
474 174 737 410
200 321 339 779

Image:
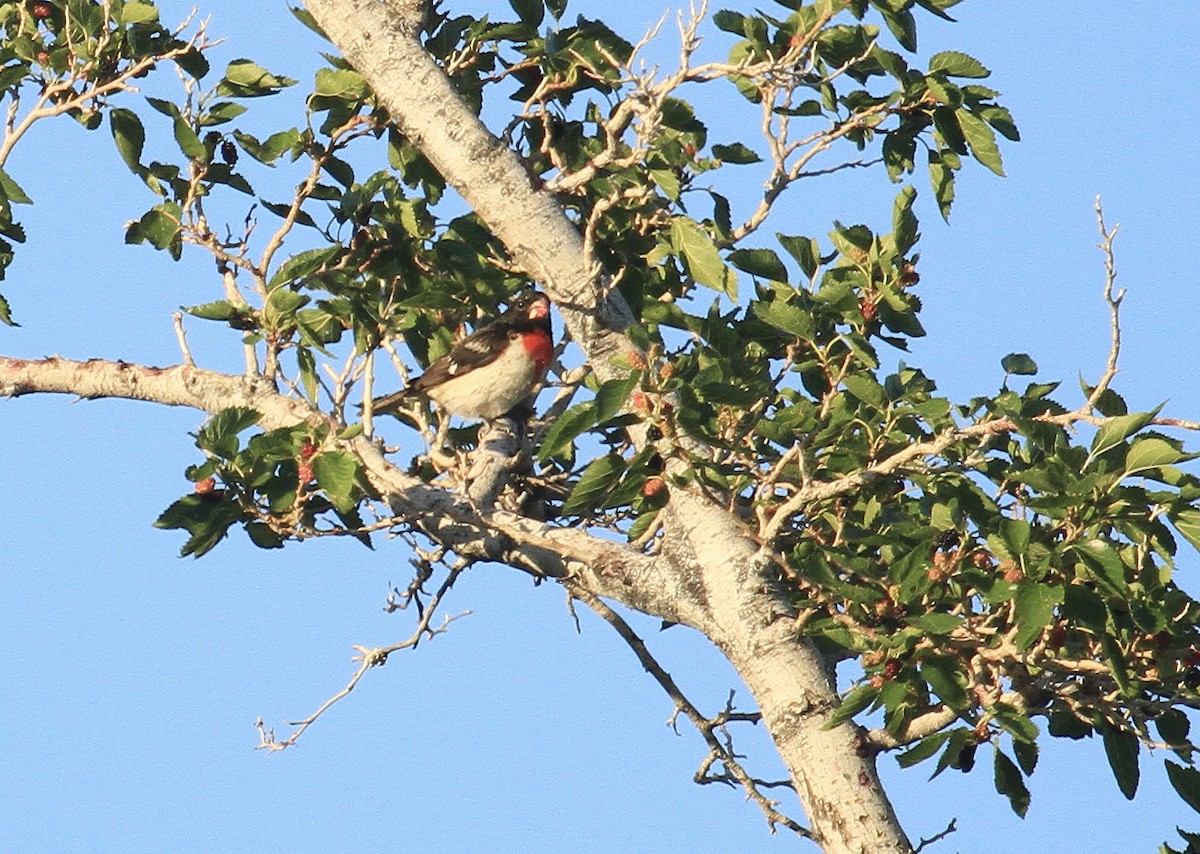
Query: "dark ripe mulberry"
31 1 55 21
220 140 238 166
934 529 960 552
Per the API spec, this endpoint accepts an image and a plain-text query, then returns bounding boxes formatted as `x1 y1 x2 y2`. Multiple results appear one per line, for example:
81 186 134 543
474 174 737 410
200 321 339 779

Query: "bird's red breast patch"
522 329 554 376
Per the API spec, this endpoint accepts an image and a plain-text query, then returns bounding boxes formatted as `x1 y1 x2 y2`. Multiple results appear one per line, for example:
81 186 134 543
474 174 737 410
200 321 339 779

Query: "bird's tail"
363 388 410 418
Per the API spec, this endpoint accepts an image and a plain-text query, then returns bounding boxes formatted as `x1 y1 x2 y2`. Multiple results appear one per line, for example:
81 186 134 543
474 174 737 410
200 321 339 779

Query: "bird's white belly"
427 340 538 420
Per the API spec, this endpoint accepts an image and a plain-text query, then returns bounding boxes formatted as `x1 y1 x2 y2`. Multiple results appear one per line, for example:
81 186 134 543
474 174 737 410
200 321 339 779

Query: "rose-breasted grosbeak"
372 291 554 421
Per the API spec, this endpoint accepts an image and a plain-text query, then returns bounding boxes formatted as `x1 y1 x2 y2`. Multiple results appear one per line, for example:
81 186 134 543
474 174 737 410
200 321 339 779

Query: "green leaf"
0 293 14 327
1000 518 1031 555
957 108 1005 176
0 168 31 205
751 296 814 339
1170 507 1200 554
1014 583 1062 650
1073 538 1128 596
312 450 364 513
562 453 626 516
928 50 989 78
842 374 888 410
1102 726 1140 800
1001 352 1037 375
670 216 736 298
892 185 919 255
508 0 545 26
777 233 820 279
896 731 952 769
928 150 956 220
537 401 598 462
1166 761 1200 814
907 613 961 634
1124 437 1190 477
728 248 787 281
172 115 205 160
921 656 968 710
197 407 260 459
119 1 159 24
594 375 639 423
824 682 878 730
154 493 243 558
125 203 182 256
1013 739 1039 776
1088 408 1161 463
711 142 761 164
314 67 370 101
246 521 284 550
109 108 146 174
217 59 296 98
994 749 1031 817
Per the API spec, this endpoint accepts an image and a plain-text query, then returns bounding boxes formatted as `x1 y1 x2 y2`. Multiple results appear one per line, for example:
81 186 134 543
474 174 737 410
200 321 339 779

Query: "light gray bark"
301 2 914 851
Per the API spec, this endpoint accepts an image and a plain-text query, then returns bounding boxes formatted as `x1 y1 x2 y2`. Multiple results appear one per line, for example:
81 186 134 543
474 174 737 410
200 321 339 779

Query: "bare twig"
564 581 811 839
913 818 958 854
256 566 467 752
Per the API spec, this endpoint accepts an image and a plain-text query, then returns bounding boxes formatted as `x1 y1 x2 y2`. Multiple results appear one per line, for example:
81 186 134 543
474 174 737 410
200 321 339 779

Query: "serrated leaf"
908 613 961 634
109 108 146 174
538 402 598 462
670 216 736 298
1170 508 1200 554
896 731 952 769
711 142 761 164
921 656 968 710
173 115 205 160
594 375 639 423
0 168 31 205
1125 437 1191 477
246 521 284 550
751 296 814 339
1000 518 1031 555
119 1 159 24
928 150 955 220
508 0 544 26
824 682 878 730
1013 739 1039 776
928 50 989 78
777 233 820 279
1102 726 1140 800
728 248 787 281
312 450 363 513
994 749 1030 817
1166 761 1200 814
842 374 888 410
957 108 1005 176
1088 408 1161 464
562 453 626 516
314 67 370 101
1001 352 1037 375
154 493 243 559
892 185 919 255
217 59 296 98
1073 538 1128 596
1014 583 1062 650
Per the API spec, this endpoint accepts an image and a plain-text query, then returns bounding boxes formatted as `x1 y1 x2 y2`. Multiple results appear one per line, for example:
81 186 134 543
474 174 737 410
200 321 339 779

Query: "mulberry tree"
3 1 1200 851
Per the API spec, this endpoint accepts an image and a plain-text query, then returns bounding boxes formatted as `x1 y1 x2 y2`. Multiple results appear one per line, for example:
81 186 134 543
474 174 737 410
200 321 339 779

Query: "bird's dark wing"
410 324 511 393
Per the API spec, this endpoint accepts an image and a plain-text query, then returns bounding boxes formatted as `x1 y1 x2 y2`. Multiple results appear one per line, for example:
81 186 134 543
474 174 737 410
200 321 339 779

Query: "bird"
371 291 554 421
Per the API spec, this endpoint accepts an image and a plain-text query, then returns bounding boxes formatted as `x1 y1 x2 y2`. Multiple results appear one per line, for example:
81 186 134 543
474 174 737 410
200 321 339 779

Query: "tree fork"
302 1 915 849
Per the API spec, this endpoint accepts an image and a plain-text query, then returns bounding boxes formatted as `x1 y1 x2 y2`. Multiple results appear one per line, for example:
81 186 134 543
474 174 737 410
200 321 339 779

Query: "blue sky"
2 2 1199 852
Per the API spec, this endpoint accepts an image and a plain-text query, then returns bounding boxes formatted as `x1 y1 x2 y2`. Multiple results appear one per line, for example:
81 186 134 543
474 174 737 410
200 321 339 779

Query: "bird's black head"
503 290 551 331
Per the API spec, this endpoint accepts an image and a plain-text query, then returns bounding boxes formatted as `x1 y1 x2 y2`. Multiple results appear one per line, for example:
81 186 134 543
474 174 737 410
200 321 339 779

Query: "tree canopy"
3 1 1200 852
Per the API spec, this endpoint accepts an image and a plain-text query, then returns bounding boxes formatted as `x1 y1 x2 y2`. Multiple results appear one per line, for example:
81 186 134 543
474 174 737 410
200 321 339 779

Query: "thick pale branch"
304 0 635 380
0 355 702 626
